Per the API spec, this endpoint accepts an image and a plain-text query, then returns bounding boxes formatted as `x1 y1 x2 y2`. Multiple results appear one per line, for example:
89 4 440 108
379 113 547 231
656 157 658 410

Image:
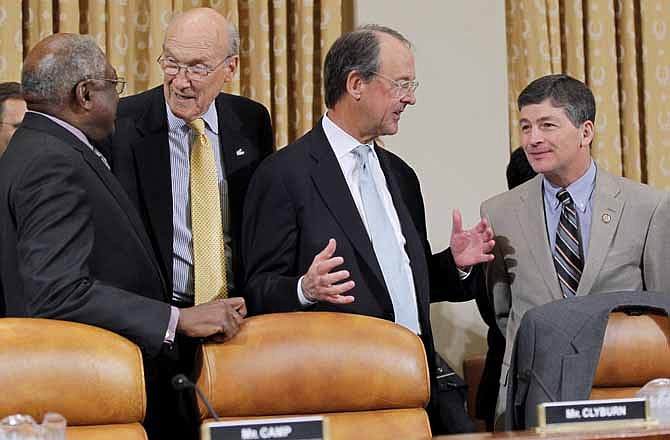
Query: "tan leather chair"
0 318 147 440
195 312 431 440
590 311 670 400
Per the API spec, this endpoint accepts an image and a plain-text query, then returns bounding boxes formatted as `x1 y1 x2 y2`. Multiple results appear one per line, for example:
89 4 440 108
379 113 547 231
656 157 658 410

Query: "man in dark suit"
242 25 494 434
0 33 246 440
110 7 273 307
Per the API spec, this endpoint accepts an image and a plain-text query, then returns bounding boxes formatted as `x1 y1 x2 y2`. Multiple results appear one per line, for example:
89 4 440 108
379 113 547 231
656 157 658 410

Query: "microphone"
172 373 220 421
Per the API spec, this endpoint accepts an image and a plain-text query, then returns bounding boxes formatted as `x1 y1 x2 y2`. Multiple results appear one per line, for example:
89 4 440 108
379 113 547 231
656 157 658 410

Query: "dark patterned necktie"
554 189 583 297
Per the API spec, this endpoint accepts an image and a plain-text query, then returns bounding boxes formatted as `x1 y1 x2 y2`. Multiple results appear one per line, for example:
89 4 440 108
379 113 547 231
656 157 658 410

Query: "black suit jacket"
242 120 477 370
0 113 171 357
109 86 274 296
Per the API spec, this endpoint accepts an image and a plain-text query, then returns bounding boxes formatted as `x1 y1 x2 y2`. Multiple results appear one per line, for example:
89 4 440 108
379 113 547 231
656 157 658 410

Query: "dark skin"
24 33 246 341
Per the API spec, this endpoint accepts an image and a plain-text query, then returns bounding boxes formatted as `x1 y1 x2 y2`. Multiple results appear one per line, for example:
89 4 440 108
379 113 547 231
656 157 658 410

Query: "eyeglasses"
157 55 233 81
87 77 127 94
371 71 419 98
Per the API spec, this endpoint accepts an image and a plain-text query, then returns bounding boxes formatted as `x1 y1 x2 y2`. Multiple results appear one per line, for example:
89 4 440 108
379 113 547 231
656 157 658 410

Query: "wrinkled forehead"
163 17 228 60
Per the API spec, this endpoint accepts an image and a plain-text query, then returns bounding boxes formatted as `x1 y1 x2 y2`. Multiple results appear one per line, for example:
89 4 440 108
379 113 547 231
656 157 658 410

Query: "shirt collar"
27 110 93 149
322 112 373 159
542 159 597 213
166 101 219 135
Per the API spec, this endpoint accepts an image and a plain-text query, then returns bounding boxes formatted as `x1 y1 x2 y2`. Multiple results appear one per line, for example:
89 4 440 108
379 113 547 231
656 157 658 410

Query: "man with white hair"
109 8 273 438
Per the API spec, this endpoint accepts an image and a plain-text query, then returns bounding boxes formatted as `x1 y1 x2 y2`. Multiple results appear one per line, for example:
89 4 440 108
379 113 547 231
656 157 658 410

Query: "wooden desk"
434 425 670 440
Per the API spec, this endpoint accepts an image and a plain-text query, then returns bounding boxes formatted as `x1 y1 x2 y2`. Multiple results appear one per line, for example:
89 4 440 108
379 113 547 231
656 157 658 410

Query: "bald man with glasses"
108 8 272 439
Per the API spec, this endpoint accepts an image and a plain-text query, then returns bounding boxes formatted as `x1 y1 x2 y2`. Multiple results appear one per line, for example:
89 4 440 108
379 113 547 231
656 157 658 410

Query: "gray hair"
324 24 412 108
22 34 107 106
227 20 240 57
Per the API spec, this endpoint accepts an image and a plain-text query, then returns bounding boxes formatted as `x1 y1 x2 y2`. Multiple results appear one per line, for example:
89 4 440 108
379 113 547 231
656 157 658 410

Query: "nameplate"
537 398 655 432
201 416 327 440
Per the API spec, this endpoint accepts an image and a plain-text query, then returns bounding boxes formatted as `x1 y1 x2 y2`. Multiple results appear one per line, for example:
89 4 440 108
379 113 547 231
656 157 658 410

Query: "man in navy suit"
110 8 273 305
109 9 272 437
242 24 494 433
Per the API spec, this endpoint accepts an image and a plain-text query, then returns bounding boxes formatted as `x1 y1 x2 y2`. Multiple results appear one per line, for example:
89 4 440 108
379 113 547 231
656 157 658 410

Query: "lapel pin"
602 213 611 224
235 148 246 157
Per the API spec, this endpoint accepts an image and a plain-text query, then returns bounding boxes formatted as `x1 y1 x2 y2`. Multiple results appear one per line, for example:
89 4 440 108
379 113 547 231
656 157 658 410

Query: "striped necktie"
553 189 583 297
189 118 228 304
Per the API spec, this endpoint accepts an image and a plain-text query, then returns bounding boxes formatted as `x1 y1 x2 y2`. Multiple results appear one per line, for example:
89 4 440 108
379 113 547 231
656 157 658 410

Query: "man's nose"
171 68 192 88
401 89 416 105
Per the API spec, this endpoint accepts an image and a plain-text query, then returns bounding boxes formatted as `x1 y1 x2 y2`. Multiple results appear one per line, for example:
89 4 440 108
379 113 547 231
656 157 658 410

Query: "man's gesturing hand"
301 238 355 304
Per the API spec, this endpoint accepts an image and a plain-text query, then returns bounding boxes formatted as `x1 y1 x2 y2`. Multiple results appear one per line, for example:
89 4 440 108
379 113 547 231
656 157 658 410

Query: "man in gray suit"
480 74 670 419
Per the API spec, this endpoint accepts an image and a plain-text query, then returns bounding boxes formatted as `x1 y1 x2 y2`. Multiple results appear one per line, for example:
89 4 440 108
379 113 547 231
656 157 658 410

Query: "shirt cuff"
297 275 317 306
457 266 472 280
164 306 179 344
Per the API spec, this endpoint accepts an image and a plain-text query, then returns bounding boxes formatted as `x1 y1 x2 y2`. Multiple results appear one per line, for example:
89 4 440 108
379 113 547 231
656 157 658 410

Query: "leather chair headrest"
593 311 670 387
0 318 146 425
195 312 430 420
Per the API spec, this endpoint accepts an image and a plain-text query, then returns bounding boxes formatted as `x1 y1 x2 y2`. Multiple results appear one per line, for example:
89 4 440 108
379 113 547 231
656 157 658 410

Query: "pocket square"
235 148 246 157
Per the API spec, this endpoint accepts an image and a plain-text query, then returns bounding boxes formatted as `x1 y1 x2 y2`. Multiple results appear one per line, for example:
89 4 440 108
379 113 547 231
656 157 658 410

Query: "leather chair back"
195 312 431 440
0 318 147 440
590 311 670 399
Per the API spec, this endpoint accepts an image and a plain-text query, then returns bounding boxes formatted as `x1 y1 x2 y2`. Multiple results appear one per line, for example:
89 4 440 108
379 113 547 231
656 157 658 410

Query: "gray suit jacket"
480 167 670 394
507 291 670 429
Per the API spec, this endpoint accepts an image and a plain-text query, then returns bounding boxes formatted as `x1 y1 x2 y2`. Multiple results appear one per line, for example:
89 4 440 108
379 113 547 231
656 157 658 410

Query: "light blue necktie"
353 145 420 334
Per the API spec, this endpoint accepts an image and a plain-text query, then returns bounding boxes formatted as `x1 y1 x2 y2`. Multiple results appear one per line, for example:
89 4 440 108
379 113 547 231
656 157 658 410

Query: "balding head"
165 8 239 61
21 33 120 140
160 8 240 121
22 33 108 109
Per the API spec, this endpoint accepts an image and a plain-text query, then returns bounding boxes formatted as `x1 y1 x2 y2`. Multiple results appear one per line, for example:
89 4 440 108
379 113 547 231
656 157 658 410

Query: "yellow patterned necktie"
188 118 228 304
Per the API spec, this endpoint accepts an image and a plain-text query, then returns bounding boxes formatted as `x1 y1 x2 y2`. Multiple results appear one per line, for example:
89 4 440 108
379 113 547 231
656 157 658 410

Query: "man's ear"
346 70 364 101
581 120 595 147
223 55 239 82
73 80 94 110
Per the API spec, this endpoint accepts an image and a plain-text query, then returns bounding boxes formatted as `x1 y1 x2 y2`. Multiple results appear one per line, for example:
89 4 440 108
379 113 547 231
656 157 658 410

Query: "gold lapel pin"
602 213 612 224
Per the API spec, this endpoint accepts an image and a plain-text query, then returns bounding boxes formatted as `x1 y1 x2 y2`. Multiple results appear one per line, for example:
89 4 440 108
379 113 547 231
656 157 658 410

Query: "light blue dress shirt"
542 160 597 259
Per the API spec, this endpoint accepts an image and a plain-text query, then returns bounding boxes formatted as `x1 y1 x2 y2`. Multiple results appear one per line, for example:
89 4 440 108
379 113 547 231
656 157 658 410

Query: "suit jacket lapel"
216 94 257 176
375 146 431 315
129 90 174 287
517 176 563 300
577 169 623 296
561 303 622 401
308 124 387 291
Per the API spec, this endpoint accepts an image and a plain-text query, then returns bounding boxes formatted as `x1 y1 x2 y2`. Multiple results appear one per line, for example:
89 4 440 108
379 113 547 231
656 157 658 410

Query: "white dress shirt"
297 113 421 334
